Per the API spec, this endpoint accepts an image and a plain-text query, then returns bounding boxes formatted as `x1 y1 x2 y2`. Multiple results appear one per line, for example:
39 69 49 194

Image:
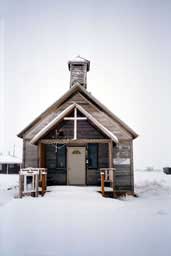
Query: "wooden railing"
100 168 116 198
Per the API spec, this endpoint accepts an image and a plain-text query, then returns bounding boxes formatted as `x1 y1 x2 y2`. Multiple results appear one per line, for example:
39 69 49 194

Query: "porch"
38 139 114 186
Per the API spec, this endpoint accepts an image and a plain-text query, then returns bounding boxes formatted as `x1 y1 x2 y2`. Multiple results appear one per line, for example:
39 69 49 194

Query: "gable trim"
75 104 119 143
18 84 138 139
78 89 138 139
30 103 119 145
30 104 75 144
17 85 81 138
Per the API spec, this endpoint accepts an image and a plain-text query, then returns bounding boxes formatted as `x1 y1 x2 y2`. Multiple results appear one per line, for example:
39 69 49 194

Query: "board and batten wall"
23 140 38 168
113 140 134 192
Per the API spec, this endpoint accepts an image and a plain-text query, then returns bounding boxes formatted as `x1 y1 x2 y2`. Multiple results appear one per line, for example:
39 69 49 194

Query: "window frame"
88 143 98 169
56 144 67 169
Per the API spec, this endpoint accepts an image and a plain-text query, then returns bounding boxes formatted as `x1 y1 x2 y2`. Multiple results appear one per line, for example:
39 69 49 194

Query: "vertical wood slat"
39 143 45 168
108 140 113 168
130 140 134 194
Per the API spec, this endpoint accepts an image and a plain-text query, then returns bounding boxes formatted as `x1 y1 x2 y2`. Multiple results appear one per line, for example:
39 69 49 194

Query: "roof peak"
69 55 89 62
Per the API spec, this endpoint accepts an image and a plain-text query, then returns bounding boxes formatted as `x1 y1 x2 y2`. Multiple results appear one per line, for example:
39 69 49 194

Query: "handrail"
100 168 116 198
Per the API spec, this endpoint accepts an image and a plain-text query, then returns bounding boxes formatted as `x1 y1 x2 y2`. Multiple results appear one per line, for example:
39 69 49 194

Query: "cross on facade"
64 107 87 139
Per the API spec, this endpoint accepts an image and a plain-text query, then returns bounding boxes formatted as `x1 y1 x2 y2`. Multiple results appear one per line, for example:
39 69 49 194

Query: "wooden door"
67 147 86 185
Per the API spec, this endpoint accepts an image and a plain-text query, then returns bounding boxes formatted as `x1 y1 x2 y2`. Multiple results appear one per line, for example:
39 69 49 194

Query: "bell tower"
68 56 90 89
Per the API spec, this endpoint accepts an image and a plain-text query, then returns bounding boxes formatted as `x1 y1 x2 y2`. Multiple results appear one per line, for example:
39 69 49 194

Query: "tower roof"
68 56 90 71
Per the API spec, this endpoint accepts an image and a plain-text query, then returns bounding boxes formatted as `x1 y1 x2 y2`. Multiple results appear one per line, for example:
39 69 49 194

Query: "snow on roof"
68 56 90 71
0 154 22 164
69 55 89 63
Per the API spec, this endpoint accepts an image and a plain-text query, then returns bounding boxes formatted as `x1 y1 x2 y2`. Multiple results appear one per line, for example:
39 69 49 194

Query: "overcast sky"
0 0 171 169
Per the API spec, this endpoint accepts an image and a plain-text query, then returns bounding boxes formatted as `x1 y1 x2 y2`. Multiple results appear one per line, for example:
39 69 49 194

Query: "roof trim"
30 104 75 144
30 103 119 145
79 87 138 139
76 104 118 143
17 84 81 138
18 84 138 139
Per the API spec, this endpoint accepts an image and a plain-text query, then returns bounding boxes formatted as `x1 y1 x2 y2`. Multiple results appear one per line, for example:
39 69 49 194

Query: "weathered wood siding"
70 64 87 88
23 140 38 168
45 120 74 139
77 120 107 139
113 141 134 192
23 137 134 192
24 91 133 141
44 119 107 140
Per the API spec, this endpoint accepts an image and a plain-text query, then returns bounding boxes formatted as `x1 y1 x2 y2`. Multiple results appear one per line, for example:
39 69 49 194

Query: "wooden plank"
24 140 38 168
108 140 113 168
41 139 110 144
98 143 109 169
130 140 134 193
108 140 117 197
39 143 45 168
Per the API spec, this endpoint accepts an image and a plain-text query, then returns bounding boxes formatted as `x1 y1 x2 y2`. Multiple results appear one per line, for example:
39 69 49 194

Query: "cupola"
68 56 90 89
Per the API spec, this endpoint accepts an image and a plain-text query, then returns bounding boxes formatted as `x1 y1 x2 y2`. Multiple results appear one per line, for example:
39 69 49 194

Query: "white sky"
0 0 171 169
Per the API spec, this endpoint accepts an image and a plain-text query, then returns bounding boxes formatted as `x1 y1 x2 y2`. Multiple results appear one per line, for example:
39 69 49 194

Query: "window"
0 164 2 171
56 144 66 169
9 164 14 168
88 144 98 169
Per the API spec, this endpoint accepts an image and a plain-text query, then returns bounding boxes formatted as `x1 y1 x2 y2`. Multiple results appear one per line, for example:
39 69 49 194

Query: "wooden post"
35 174 39 197
19 174 23 198
108 141 117 198
42 173 46 196
101 172 105 196
39 143 46 195
39 143 45 168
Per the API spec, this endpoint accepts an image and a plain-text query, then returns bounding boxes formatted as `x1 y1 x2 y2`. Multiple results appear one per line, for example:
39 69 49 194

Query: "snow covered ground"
0 171 171 256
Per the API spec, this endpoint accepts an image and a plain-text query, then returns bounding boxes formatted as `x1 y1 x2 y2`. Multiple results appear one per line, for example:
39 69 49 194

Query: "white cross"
64 107 87 140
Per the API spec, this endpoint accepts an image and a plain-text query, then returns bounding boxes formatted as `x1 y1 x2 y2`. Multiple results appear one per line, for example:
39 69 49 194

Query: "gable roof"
18 84 138 140
30 103 119 145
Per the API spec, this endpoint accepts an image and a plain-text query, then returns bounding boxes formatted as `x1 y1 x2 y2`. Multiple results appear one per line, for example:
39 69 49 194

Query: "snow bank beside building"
0 174 18 191
135 170 171 197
